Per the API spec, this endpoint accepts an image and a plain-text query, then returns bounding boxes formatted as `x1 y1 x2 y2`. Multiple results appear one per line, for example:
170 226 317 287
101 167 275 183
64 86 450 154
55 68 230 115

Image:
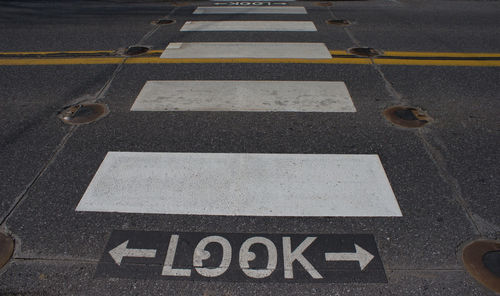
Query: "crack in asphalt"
0 61 124 230
330 3 483 236
0 6 182 255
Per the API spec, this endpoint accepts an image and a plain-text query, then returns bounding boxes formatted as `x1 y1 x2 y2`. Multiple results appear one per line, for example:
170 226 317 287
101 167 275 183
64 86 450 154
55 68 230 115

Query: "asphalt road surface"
0 0 499 295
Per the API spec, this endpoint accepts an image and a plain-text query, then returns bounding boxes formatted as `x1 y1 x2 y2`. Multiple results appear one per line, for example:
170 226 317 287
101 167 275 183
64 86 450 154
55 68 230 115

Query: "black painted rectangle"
96 230 387 283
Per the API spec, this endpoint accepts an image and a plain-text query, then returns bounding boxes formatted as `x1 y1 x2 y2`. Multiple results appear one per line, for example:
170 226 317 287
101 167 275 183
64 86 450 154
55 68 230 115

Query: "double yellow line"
0 50 499 67
375 51 500 67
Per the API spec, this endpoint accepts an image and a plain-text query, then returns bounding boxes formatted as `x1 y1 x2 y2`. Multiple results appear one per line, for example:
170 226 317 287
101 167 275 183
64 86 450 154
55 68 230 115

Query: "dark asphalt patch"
96 231 386 283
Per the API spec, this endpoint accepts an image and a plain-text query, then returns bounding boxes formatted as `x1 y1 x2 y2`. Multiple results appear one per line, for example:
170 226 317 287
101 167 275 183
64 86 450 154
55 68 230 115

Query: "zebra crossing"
78 2 400 283
77 2 402 218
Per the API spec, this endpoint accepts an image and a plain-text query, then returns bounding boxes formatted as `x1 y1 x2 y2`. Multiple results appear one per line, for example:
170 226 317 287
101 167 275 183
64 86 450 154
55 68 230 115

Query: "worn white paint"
130 81 356 112
193 236 232 277
283 237 322 279
324 244 375 271
193 7 307 14
239 237 278 278
109 240 157 266
160 42 332 59
162 235 192 276
76 152 402 217
180 21 316 32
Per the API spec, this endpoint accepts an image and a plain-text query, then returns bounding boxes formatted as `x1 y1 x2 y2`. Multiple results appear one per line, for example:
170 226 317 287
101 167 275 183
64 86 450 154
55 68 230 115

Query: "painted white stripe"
76 152 402 217
180 21 316 32
193 7 307 14
160 42 332 59
130 81 356 112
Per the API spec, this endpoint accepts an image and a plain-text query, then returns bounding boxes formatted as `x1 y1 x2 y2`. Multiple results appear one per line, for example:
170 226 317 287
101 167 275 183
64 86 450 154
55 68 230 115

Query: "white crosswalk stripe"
160 42 332 59
76 152 402 217
130 81 356 112
180 21 317 32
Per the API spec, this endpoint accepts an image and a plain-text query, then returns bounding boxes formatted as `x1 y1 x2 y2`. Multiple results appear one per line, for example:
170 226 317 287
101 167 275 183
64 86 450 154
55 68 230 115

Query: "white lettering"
162 235 191 276
239 237 277 278
282 237 322 279
193 236 232 277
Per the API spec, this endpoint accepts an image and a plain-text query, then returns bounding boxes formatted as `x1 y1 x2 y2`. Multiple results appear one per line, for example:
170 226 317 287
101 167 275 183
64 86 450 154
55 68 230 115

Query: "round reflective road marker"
383 106 431 128
124 45 150 56
462 240 500 293
58 103 109 125
0 233 14 269
348 47 382 57
152 19 176 25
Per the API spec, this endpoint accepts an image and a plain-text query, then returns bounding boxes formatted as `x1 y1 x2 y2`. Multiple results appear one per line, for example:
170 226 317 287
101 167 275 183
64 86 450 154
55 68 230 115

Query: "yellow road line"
328 49 500 58
1 49 500 66
0 57 371 65
373 59 500 67
0 57 124 65
1 57 500 67
329 50 349 55
382 51 500 58
0 49 499 57
0 50 116 55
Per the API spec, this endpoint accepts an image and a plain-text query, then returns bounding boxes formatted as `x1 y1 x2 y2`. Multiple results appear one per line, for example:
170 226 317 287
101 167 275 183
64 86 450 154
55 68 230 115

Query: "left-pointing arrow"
109 240 157 266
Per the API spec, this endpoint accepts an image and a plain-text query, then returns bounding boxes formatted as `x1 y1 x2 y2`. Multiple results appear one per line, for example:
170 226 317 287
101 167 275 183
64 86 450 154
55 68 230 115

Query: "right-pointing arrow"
109 240 157 266
324 244 374 271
